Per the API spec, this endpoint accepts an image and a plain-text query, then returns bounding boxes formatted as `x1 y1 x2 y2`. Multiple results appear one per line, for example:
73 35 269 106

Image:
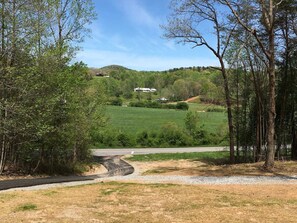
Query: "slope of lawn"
106 104 227 135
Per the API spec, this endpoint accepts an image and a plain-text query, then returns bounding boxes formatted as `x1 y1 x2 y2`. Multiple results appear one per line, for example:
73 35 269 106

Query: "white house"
134 87 157 93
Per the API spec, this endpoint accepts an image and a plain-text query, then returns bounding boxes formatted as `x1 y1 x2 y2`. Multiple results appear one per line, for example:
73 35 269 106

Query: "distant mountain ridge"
88 65 217 76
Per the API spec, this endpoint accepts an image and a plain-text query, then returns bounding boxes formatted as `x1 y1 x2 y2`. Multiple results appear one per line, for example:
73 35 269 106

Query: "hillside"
89 65 133 76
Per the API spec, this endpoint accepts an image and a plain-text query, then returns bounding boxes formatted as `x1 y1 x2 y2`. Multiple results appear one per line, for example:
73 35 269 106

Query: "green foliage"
206 107 226 112
127 151 229 162
109 97 123 106
95 66 223 105
158 122 193 146
129 101 189 110
117 132 134 147
0 0 101 175
176 102 189 110
185 111 199 134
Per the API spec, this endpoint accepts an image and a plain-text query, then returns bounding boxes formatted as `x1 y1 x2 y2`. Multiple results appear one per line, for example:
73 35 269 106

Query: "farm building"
134 87 157 93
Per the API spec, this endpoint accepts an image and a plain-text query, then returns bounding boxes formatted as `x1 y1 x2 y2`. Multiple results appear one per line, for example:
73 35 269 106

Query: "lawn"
106 104 227 135
1 182 297 222
127 151 229 162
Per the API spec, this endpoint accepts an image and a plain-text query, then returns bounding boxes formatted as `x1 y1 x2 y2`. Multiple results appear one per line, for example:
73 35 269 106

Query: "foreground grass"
127 151 229 163
106 105 227 134
1 182 297 223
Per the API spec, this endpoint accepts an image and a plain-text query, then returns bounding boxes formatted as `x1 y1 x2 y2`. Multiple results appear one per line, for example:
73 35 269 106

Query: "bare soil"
130 160 297 177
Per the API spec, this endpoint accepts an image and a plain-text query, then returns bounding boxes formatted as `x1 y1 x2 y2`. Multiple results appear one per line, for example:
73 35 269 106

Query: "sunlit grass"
106 105 227 134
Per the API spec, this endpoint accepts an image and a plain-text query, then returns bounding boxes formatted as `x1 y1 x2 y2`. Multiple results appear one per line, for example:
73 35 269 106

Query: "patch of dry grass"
136 160 297 177
1 182 297 222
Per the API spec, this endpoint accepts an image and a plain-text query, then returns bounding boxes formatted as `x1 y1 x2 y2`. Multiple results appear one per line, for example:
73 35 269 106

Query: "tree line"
94 66 225 104
0 0 104 174
164 0 297 169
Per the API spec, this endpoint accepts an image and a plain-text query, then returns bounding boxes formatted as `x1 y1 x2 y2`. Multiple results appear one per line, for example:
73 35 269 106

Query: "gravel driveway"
103 174 297 185
2 149 297 192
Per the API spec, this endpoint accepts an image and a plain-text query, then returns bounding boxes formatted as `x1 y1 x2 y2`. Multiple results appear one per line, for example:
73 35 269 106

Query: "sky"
75 0 219 71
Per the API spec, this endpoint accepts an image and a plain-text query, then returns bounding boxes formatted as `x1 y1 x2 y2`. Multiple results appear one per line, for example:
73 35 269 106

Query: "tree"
163 0 236 163
0 0 100 174
219 0 282 169
46 0 96 60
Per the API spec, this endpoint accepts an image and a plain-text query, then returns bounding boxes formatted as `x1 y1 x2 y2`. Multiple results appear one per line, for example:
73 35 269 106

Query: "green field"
106 104 227 134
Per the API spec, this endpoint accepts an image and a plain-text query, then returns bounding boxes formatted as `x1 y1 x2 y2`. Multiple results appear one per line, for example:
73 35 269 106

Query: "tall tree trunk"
220 59 235 163
0 0 6 174
292 118 297 159
264 0 276 169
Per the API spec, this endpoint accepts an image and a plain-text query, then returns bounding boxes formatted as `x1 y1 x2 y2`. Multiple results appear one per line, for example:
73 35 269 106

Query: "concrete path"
92 146 228 156
0 147 227 191
0 156 134 191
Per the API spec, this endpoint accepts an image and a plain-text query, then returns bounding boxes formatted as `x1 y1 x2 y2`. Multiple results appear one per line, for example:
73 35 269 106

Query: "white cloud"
110 35 130 51
75 49 219 71
164 40 176 50
116 0 159 29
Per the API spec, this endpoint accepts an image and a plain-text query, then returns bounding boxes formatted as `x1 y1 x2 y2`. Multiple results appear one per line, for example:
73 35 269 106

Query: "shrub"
192 128 211 145
136 131 150 147
158 122 192 146
162 104 177 109
117 132 134 147
99 129 118 147
147 101 162 108
176 102 189 110
136 131 160 147
129 101 146 107
110 97 123 106
206 107 225 112
185 111 199 134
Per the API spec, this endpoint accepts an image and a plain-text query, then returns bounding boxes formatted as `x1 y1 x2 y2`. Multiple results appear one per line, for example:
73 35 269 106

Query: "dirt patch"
1 182 297 223
185 96 199 102
129 160 297 177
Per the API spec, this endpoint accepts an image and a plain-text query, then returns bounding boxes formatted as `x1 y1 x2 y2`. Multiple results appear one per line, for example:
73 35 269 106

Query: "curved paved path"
3 147 297 190
0 156 134 191
0 147 224 191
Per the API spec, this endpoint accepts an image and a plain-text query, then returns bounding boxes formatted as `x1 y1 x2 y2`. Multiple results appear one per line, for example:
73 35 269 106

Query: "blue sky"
75 0 219 71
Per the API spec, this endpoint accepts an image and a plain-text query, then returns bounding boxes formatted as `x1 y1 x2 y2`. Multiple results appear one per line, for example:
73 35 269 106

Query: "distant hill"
89 65 133 76
100 65 131 71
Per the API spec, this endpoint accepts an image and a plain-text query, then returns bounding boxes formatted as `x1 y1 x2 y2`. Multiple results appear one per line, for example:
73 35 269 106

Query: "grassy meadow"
106 103 227 135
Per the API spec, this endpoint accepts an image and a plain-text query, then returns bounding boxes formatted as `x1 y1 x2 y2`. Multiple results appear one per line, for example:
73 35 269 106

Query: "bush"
129 101 190 110
206 107 225 112
162 104 177 109
136 131 160 147
110 97 123 106
158 122 193 146
129 101 146 107
136 131 149 146
176 102 189 110
117 132 134 147
129 101 163 109
192 128 211 145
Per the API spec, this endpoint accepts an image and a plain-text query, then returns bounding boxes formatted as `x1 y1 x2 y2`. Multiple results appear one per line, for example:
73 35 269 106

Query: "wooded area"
164 0 297 169
0 0 296 175
0 0 104 174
